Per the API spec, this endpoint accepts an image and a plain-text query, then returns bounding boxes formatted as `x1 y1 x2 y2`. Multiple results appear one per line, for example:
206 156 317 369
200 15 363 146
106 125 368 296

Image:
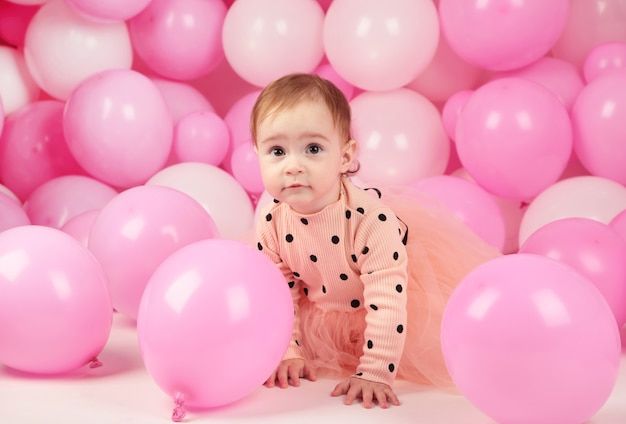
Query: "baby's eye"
270 147 285 156
306 144 322 154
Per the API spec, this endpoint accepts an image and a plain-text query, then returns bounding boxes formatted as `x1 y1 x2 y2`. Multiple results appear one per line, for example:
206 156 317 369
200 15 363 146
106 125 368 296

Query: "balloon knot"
171 393 186 422
89 358 103 369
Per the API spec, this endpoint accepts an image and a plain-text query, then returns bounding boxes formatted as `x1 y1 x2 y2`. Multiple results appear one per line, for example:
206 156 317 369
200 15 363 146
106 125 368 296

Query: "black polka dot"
393 251 399 260
331 235 340 244
293 272 300 277
356 372 363 377
286 234 294 243
396 284 403 293
350 299 360 308
357 207 365 214
257 242 263 251
362 246 369 255
345 210 352 219
388 364 395 373
273 199 279 203
397 324 404 334
310 255 317 262
322 285 326 293
378 213 387 221
300 218 308 225
303 288 309 296
340 273 348 281
351 254 357 263
370 304 378 311
288 281 295 288
265 213 272 222
367 340 373 349
295 339 300 346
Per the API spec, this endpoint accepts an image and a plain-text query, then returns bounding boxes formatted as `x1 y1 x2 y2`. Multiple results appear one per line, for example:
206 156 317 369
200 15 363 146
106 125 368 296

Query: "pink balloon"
583 42 626 83
0 100 85 201
64 0 151 22
571 71 626 185
151 78 214 123
441 89 473 141
23 0 133 100
518 176 626 246
230 142 263 195
223 0 325 87
173 110 230 166
411 175 506 252
609 209 626 245
441 253 621 424
23 175 117 229
222 90 261 172
313 62 356 101
88 185 218 322
0 1 38 46
520 217 626 326
60 208 100 248
439 0 569 71
63 69 173 188
129 0 226 80
0 225 113 374
350 88 450 186
493 56 585 111
0 191 30 231
137 239 293 413
456 77 573 201
324 0 439 91
552 0 626 70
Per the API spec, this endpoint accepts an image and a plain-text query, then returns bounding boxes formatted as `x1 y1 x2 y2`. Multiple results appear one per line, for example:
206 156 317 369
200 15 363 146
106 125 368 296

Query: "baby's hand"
264 358 317 389
331 376 400 409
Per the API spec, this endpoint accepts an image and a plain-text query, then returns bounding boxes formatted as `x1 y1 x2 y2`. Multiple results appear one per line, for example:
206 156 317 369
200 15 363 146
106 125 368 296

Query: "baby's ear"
341 139 357 171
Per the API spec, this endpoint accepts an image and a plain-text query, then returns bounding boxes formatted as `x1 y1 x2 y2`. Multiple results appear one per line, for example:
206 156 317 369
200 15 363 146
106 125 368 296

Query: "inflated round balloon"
455 77 573 201
520 217 626 326
137 239 293 414
350 88 450 186
23 175 117 229
151 78 214 123
88 185 218 321
0 191 30 232
129 0 226 81
63 69 173 188
23 0 132 100
173 110 230 166
609 209 626 244
0 45 39 114
146 162 255 241
571 70 626 185
222 90 261 172
0 225 113 375
230 142 263 195
442 253 621 424
441 90 473 141
583 42 626 83
60 208 100 248
222 0 325 87
324 0 439 91
518 176 626 245
439 0 569 71
0 100 84 201
64 0 151 22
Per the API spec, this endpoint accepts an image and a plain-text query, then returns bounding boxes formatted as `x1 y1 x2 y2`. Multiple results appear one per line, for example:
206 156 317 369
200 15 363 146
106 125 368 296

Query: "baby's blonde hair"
250 73 352 146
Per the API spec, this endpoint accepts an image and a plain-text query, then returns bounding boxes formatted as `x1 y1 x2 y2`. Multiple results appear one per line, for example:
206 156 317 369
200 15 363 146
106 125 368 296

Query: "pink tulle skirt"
296 186 503 389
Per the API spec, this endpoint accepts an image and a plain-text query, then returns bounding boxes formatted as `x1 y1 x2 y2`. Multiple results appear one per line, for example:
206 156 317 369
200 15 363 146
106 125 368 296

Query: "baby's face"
255 100 355 214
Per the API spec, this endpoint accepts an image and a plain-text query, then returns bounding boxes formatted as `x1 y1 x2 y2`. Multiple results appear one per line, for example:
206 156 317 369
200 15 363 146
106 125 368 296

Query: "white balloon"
0 46 40 114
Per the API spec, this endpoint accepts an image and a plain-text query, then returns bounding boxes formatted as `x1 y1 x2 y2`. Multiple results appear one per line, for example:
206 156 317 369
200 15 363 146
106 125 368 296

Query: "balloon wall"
0 0 626 422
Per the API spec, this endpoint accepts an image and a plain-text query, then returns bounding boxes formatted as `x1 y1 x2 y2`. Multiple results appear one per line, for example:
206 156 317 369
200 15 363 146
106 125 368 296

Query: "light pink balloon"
324 0 439 91
442 253 621 424
23 175 117 229
63 69 173 188
60 208 100 248
23 0 133 100
0 191 30 232
146 162 255 241
439 0 569 71
151 78 214 123
222 90 261 172
571 71 626 185
350 88 450 186
0 45 40 114
552 0 626 70
583 42 626 83
0 225 113 374
0 1 38 46
520 217 626 327
137 239 293 411
492 56 585 111
129 0 226 81
230 142 263 195
313 62 356 101
222 0 325 87
456 77 573 201
411 175 506 252
88 185 218 322
0 100 84 201
64 0 151 22
518 176 626 245
173 110 230 166
609 209 626 245
441 90 473 141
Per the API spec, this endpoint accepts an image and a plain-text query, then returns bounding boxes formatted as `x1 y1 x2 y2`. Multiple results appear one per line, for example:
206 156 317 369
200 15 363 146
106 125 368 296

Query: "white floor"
1 313 625 424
